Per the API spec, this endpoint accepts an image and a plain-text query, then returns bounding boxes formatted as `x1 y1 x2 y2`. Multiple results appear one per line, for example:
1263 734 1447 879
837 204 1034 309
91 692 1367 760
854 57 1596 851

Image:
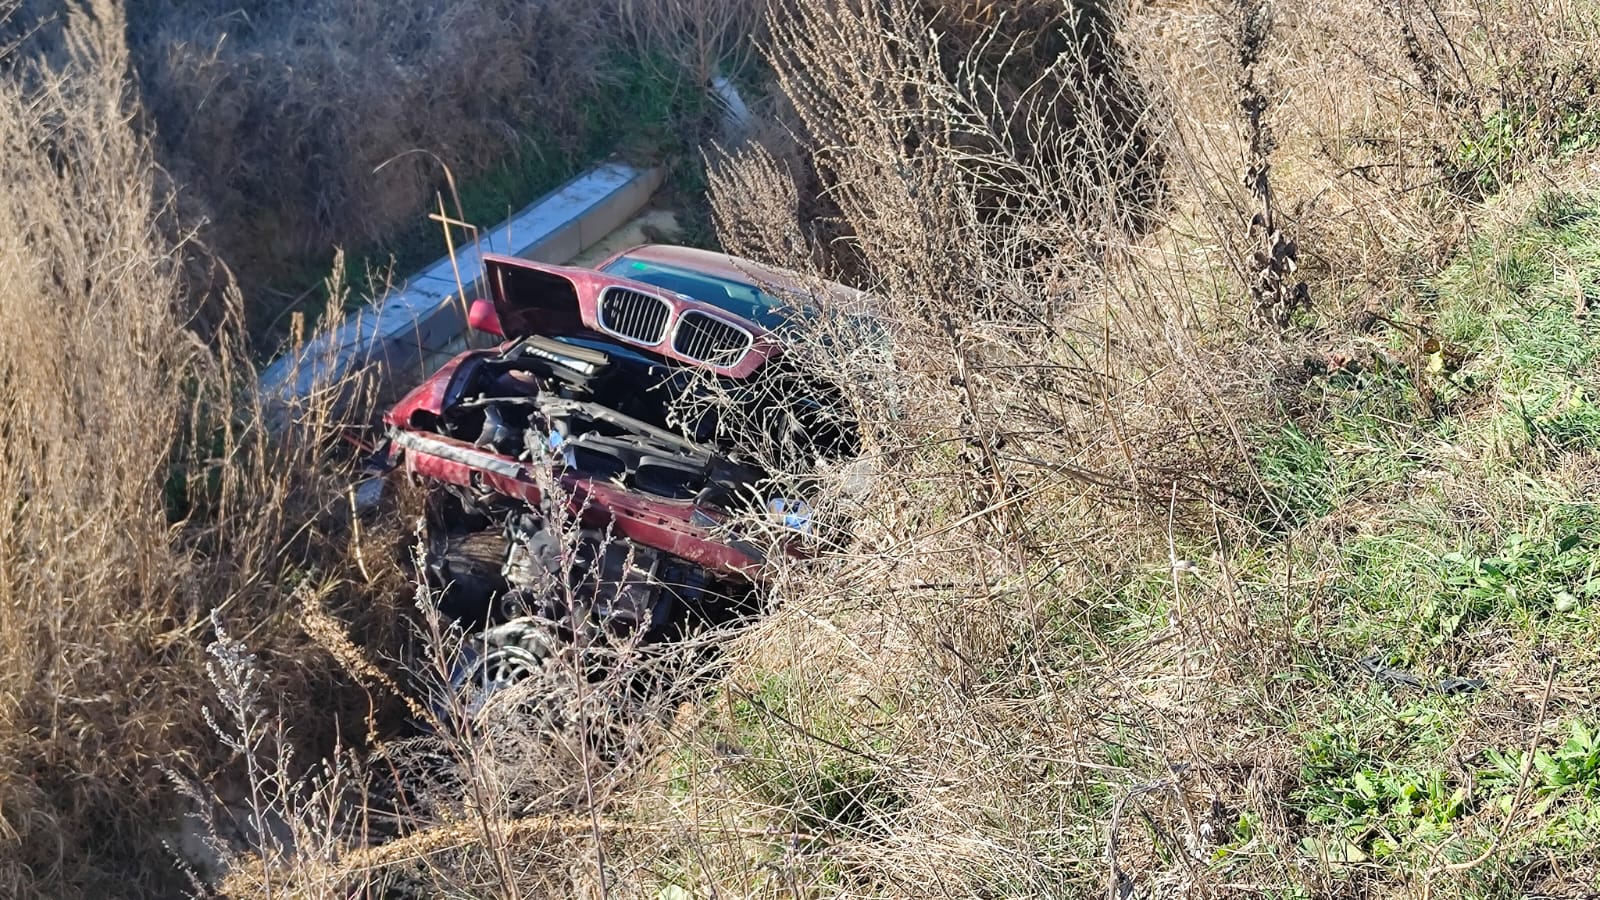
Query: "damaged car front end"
381 248 862 698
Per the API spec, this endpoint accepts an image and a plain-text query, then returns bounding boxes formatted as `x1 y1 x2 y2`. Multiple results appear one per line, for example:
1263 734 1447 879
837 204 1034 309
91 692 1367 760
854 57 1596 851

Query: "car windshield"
601 255 799 329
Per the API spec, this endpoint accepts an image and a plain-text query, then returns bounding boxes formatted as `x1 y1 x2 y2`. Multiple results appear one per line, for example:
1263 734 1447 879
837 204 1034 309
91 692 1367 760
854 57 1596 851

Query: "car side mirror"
467 297 503 336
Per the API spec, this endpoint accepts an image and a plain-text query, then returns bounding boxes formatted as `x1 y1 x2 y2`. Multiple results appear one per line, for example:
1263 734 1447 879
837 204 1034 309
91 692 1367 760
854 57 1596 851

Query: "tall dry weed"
619 0 1600 896
0 4 399 896
0 3 202 891
130 0 606 233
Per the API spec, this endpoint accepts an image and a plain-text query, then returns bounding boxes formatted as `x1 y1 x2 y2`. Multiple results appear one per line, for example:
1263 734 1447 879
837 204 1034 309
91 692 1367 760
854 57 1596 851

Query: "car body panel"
391 429 765 577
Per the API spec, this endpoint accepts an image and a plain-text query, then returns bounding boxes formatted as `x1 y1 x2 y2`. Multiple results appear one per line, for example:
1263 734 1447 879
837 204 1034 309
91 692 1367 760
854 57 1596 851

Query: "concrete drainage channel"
260 160 674 412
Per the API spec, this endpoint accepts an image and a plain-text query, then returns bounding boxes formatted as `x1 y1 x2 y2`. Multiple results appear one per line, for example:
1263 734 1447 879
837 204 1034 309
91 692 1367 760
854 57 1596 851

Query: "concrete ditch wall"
261 161 663 414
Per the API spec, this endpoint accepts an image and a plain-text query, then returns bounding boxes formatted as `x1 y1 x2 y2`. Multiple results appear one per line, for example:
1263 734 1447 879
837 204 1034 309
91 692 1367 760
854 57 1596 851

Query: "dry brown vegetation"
4 0 1600 897
0 4 405 896
126 0 614 279
636 0 1600 895
0 0 766 342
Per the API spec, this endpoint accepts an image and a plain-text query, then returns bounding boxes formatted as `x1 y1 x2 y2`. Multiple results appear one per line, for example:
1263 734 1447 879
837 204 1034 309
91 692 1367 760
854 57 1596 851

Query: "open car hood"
483 254 781 379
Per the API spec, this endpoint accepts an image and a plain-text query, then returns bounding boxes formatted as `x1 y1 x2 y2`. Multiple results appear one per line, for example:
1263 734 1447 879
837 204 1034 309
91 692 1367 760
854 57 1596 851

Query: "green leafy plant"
1300 764 1468 864
1484 721 1600 798
1476 721 1600 851
1453 87 1600 197
1436 525 1600 635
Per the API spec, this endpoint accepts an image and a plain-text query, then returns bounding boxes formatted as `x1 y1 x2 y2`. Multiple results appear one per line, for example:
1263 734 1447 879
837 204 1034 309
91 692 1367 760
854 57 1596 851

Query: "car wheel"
449 618 563 722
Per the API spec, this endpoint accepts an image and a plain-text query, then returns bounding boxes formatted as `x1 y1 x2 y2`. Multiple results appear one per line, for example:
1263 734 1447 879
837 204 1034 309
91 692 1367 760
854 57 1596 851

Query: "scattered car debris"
1357 653 1486 696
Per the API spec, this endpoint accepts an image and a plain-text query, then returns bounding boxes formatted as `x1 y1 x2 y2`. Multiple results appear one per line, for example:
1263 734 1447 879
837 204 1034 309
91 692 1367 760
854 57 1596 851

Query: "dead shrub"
123 0 616 310
0 4 401 896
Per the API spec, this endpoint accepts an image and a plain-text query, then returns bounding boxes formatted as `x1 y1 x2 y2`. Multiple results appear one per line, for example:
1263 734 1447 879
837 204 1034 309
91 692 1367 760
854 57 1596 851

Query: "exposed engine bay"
428 334 772 511
422 493 758 643
402 337 853 671
411 333 781 648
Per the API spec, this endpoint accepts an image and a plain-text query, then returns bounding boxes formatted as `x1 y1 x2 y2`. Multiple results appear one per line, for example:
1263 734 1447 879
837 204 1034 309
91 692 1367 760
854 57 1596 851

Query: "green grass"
1295 706 1471 865
1433 193 1600 456
1236 189 1600 888
669 672 904 843
724 673 904 836
914 188 1600 895
1289 710 1600 876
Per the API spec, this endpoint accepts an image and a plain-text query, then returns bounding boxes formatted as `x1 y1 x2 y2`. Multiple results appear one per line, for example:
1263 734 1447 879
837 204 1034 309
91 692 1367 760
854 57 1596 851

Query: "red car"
383 245 861 688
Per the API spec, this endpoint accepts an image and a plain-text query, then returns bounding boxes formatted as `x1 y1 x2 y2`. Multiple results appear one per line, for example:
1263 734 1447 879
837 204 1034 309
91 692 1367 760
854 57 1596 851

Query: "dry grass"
0 7 211 891
589 1 1600 897
34 0 757 341
5 0 1600 897
123 0 616 317
174 0 1600 895
0 4 404 896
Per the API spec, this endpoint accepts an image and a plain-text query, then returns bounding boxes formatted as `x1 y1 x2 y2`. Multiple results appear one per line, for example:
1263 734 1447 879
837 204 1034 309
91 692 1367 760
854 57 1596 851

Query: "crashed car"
382 245 863 691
